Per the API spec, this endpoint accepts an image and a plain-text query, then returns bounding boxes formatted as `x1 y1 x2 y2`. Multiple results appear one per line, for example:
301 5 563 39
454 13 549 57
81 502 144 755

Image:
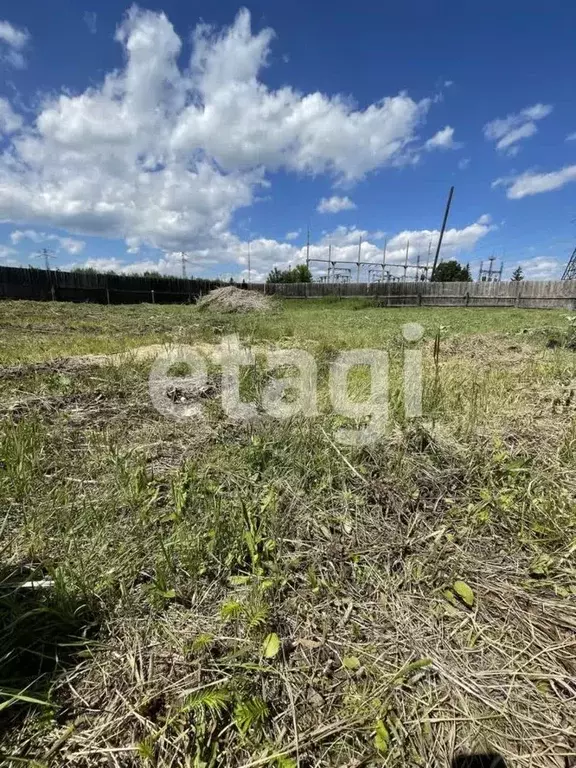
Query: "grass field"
1 299 575 767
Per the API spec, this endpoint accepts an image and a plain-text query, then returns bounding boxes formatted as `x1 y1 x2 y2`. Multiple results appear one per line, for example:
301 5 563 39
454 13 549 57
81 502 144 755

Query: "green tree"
267 264 312 283
432 260 472 282
511 266 524 281
292 264 312 283
267 267 284 283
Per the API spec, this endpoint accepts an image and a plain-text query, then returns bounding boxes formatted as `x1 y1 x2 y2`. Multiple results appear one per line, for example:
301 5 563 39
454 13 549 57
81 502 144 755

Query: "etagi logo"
149 323 424 446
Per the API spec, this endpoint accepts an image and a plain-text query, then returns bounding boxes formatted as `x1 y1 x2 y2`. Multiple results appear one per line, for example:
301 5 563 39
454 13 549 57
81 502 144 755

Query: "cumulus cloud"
10 229 85 254
317 196 357 214
0 19 30 68
0 244 17 259
566 132 576 141
0 97 22 133
509 256 562 280
258 215 491 280
66 215 491 282
285 230 300 240
424 125 459 150
493 165 576 199
0 7 449 260
484 103 552 155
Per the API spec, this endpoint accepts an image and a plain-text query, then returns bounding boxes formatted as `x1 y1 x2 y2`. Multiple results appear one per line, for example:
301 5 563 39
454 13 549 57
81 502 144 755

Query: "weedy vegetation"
0 299 575 767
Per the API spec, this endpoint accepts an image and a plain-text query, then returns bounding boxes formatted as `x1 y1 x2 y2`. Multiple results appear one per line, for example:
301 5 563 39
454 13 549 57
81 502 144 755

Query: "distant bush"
267 265 312 283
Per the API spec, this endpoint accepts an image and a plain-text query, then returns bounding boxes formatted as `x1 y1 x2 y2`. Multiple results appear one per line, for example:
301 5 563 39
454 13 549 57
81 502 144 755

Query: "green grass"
1 299 575 767
0 298 571 363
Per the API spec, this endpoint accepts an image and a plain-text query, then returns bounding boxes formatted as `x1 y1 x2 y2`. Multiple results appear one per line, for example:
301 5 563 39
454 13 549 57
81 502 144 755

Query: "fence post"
106 287 110 305
465 291 470 307
151 289 155 304
515 282 522 308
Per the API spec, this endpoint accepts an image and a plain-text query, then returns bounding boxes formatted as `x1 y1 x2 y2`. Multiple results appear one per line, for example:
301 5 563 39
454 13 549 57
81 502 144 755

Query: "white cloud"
458 157 470 170
425 125 459 150
234 215 492 279
566 132 576 141
509 255 562 280
0 19 30 68
0 7 452 262
0 97 22 133
493 164 576 199
317 196 357 214
64 257 124 273
0 244 17 259
10 229 85 254
285 230 300 240
83 12 97 34
171 9 433 181
10 229 42 244
63 215 493 282
59 237 85 255
484 103 552 155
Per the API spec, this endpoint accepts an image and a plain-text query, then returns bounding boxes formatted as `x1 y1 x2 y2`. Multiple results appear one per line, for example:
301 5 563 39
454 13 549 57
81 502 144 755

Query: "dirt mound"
197 286 273 313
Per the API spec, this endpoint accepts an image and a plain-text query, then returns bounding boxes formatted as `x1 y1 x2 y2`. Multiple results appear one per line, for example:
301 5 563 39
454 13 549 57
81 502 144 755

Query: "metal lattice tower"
561 246 576 280
478 255 503 282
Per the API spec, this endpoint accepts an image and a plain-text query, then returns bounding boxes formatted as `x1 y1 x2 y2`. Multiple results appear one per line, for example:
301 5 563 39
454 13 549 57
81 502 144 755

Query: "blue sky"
0 0 575 280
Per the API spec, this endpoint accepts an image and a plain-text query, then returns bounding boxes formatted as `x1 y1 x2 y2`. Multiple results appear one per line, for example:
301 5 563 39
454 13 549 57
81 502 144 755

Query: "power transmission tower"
478 255 503 282
34 247 54 273
33 248 56 300
180 251 189 279
561 246 576 280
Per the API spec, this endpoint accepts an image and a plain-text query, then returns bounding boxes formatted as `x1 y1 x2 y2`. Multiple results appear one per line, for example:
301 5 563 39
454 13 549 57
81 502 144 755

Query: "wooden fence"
0 266 221 304
256 280 576 309
1 266 575 309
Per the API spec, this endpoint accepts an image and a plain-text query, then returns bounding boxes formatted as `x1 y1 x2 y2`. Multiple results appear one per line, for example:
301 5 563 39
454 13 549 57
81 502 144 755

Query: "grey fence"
255 280 576 309
0 266 221 304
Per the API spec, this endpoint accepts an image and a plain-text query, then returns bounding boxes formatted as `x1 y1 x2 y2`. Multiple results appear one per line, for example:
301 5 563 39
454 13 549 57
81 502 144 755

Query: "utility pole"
181 251 188 280
357 235 362 283
431 185 455 280
425 239 432 280
328 244 332 282
306 226 310 270
247 241 251 286
382 239 387 273
404 240 409 282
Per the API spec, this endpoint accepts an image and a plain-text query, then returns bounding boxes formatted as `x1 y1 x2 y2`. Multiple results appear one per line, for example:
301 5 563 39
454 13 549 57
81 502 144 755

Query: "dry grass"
198 287 274 314
0 300 575 767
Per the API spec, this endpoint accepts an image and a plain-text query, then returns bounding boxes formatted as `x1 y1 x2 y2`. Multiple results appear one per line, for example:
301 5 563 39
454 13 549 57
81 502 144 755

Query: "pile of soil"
197 286 273 313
